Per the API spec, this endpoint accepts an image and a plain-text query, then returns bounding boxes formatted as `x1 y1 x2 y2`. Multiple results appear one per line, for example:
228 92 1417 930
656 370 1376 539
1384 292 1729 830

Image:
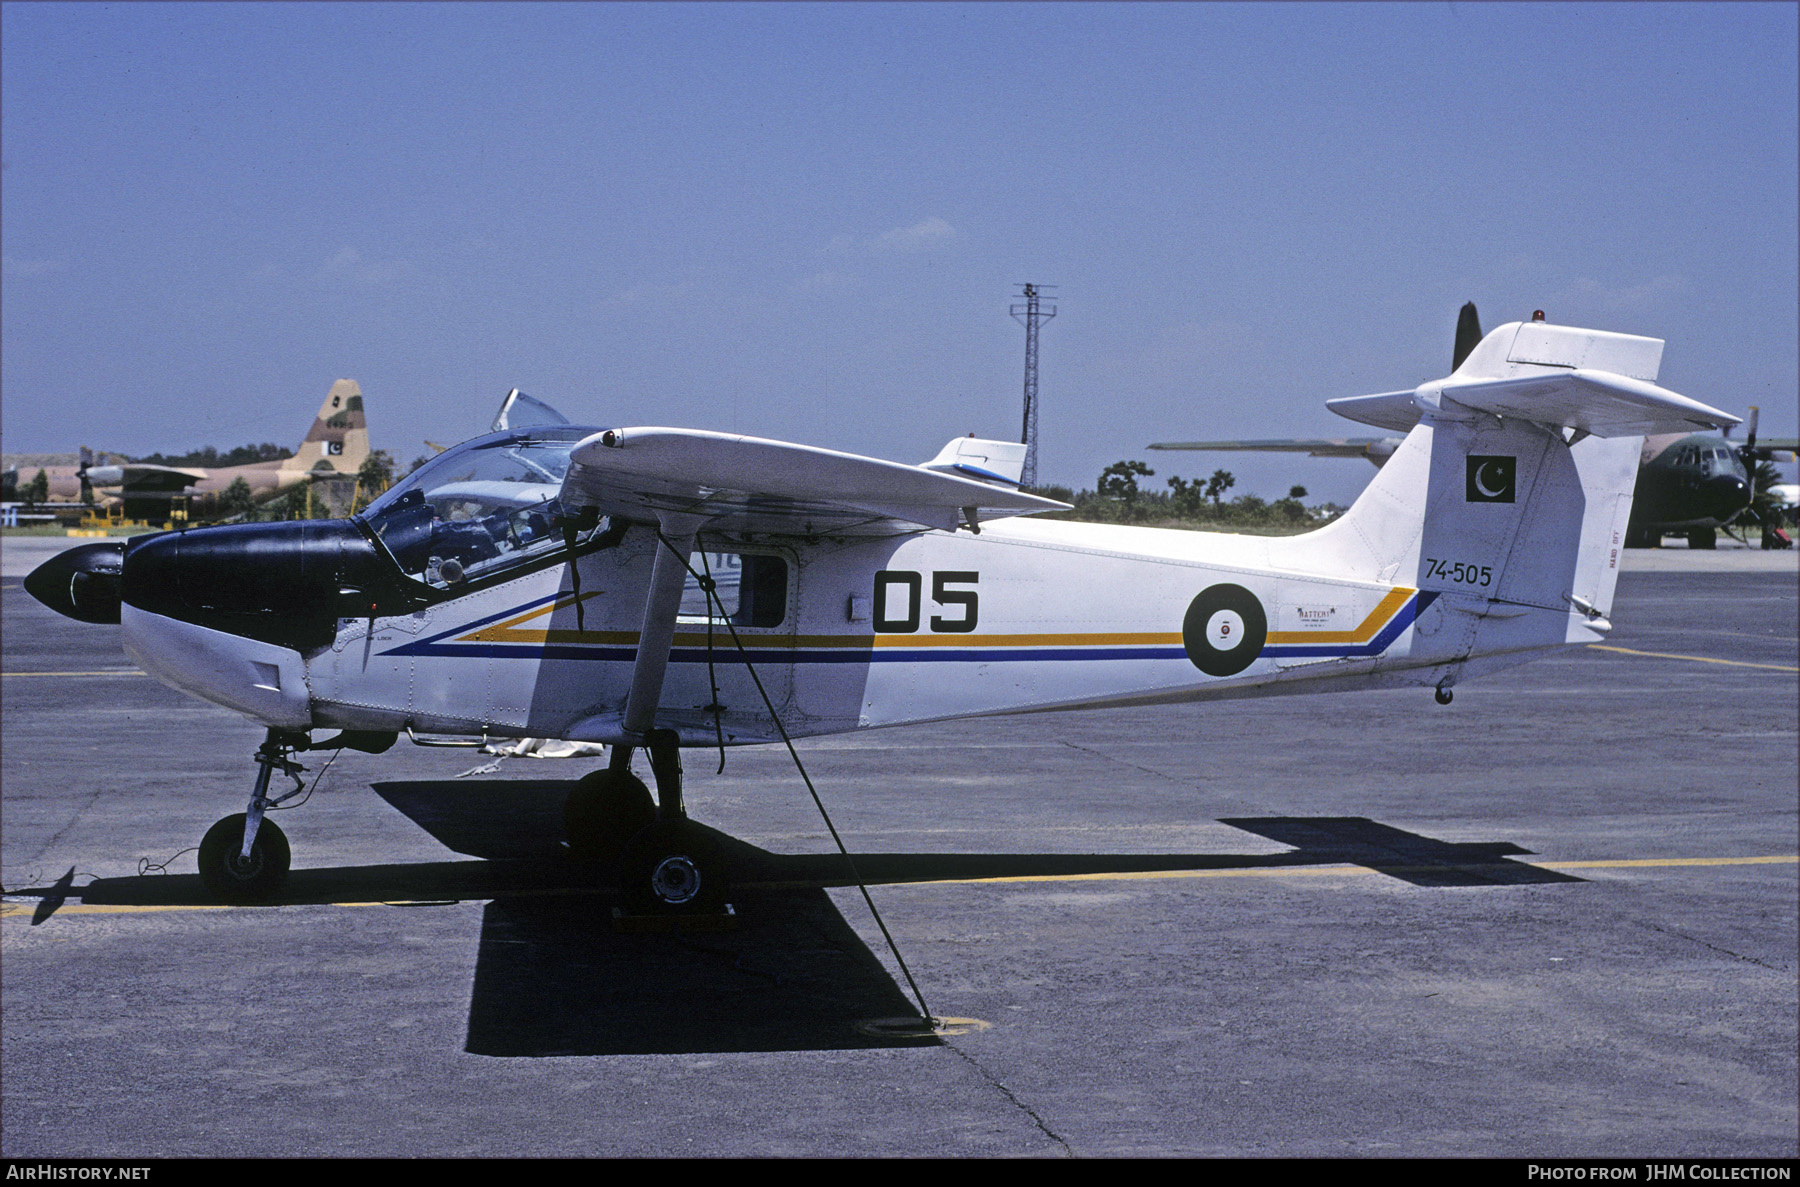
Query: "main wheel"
617 819 728 915
563 768 656 863
197 814 291 902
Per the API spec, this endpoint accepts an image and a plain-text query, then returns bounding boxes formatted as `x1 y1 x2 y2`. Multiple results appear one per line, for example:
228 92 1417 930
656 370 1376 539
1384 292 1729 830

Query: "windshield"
358 427 599 588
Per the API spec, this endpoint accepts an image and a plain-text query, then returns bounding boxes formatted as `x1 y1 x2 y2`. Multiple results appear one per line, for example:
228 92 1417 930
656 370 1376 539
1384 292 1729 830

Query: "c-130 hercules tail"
25 317 1739 912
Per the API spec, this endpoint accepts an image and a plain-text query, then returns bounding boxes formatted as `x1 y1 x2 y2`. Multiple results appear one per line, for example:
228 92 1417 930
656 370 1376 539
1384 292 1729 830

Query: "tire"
197 814 290 902
1687 527 1717 550
617 819 728 915
563 768 656 863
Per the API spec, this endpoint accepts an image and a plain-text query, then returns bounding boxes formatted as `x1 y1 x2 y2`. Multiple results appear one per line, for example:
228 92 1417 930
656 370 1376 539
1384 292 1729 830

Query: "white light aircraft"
24 318 1739 912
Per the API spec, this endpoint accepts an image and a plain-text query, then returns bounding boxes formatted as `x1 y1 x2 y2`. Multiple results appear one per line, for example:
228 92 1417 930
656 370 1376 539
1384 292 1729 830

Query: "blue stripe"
379 641 1191 664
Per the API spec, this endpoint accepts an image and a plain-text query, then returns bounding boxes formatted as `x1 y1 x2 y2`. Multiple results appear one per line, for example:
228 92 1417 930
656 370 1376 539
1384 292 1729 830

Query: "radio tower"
1011 283 1057 488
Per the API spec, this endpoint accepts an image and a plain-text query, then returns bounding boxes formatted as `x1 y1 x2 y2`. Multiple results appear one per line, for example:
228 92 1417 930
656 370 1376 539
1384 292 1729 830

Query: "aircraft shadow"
464 888 937 1056
1219 817 1586 887
372 780 1584 888
13 786 1580 1057
38 789 1584 910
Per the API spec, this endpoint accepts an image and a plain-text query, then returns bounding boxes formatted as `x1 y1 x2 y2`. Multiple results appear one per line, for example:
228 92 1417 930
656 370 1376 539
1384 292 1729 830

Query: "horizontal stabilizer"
1324 390 1422 433
1425 369 1737 437
1329 320 1737 438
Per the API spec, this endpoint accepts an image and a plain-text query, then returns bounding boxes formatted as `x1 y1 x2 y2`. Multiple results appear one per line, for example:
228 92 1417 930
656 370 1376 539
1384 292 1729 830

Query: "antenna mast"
1011 283 1057 488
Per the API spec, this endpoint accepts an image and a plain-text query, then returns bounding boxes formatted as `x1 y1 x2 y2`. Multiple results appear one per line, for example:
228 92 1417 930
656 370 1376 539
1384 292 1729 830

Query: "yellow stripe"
913 853 1799 886
1265 586 1413 646
463 591 612 643
869 630 1177 649
7 856 1789 918
1585 644 1799 673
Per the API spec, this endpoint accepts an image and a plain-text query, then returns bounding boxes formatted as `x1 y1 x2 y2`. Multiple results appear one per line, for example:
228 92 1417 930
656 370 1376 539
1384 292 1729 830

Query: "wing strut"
622 523 698 738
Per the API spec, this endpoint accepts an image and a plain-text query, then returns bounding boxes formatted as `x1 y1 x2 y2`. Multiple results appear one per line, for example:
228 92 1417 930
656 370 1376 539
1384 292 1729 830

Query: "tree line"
1031 461 1342 533
132 442 294 467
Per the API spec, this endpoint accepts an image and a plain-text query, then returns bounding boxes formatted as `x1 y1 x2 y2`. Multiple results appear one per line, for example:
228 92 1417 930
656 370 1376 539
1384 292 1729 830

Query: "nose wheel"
198 813 291 901
196 728 312 903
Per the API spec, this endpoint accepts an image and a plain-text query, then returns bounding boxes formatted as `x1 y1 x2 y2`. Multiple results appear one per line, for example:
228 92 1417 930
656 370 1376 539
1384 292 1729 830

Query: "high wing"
1147 437 1402 465
557 428 1067 535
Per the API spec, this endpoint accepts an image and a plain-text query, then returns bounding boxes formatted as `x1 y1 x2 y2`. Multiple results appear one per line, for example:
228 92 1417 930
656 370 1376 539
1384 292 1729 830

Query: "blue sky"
4 2 1795 502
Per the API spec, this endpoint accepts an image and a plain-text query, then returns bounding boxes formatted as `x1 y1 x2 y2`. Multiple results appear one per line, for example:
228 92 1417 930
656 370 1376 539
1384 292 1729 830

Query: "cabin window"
678 551 788 629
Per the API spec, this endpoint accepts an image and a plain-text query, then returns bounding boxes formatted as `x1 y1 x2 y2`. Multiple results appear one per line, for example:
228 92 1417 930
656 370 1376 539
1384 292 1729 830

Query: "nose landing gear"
197 729 308 902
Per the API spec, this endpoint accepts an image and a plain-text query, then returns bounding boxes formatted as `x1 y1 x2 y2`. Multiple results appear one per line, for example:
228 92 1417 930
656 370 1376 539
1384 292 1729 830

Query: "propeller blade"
1453 302 1482 372
1745 405 1759 451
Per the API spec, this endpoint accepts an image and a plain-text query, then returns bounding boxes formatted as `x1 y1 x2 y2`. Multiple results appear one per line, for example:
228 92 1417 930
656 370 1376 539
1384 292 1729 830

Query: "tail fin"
1294 320 1736 650
282 379 370 474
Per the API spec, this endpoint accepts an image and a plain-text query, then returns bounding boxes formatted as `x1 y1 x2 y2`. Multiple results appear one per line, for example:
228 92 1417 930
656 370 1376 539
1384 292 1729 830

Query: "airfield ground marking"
1584 644 1799 672
911 854 1799 887
1 669 149 677
4 856 1793 918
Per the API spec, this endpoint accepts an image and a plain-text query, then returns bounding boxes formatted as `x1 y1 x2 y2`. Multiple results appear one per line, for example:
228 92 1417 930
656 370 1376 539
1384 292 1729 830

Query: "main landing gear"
565 728 729 917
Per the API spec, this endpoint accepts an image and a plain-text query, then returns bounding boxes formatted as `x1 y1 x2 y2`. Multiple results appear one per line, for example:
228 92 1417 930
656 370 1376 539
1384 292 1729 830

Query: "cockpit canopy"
357 427 597 588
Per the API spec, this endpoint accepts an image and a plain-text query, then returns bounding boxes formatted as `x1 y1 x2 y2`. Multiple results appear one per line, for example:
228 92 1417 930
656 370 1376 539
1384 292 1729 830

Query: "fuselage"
113 513 1582 746
37 415 1631 749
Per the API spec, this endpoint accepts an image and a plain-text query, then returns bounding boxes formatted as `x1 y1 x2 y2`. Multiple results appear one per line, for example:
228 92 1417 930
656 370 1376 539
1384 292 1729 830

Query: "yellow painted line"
923 854 1800 886
1585 644 1799 673
2 903 233 917
6 856 1791 918
1 669 148 677
1539 855 1798 870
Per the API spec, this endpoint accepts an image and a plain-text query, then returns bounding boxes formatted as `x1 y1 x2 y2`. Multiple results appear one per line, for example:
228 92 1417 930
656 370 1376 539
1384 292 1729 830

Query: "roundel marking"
1182 583 1268 677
